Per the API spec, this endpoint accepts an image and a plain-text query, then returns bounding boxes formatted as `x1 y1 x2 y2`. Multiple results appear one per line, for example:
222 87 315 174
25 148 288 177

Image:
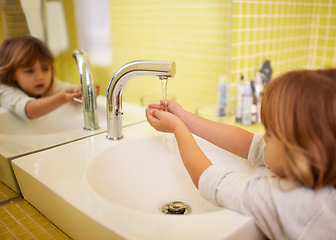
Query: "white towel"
20 0 69 55
20 0 44 40
45 1 69 55
75 0 112 65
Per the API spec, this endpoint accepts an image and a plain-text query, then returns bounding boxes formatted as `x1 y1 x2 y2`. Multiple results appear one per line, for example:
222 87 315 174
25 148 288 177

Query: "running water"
160 76 168 110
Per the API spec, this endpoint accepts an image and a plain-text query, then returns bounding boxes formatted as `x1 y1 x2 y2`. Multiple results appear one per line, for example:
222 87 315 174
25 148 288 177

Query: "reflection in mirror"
0 0 29 203
0 0 70 202
0 0 30 38
20 0 69 55
0 0 69 55
75 0 111 65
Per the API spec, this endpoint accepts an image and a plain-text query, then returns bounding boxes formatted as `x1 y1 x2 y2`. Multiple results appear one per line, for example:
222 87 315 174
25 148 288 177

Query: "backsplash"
231 0 336 88
0 0 335 112
110 0 232 111
111 0 335 111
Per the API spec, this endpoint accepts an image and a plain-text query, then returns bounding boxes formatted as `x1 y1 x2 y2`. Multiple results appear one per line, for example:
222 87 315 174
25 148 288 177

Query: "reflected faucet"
106 60 176 140
72 49 99 130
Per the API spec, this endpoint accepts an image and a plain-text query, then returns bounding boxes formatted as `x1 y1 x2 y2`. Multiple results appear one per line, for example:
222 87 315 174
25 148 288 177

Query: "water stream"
160 76 168 110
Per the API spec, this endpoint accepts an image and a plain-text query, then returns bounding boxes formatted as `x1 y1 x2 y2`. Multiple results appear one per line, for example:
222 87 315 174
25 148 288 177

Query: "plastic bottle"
217 76 227 116
242 82 252 125
254 72 263 99
236 75 245 122
254 72 264 123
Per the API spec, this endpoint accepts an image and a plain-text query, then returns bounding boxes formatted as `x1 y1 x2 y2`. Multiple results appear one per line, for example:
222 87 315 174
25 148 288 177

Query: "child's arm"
148 100 254 159
25 88 81 119
145 108 212 188
178 110 254 159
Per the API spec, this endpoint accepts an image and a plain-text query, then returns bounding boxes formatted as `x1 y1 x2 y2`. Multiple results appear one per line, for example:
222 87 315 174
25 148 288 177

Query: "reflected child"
0 35 99 119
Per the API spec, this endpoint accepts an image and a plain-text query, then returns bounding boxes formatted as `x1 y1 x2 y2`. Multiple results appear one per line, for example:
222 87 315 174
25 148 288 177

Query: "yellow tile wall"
0 0 335 112
110 0 232 112
308 0 336 67
0 0 29 38
109 0 336 111
231 0 336 96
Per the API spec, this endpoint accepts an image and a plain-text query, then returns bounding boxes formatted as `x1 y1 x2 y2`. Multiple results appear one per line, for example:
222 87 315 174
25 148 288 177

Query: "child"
145 69 336 239
0 36 98 120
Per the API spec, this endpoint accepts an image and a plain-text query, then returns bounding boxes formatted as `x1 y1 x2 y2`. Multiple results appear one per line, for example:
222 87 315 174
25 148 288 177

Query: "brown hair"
0 35 55 87
261 69 336 188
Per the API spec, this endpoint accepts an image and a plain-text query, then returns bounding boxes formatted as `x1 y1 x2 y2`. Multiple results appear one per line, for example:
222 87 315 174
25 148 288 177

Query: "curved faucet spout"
73 49 99 130
106 60 176 140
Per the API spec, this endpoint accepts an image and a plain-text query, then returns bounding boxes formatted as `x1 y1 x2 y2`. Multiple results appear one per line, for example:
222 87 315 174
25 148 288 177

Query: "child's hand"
145 108 184 133
64 87 82 103
148 99 184 118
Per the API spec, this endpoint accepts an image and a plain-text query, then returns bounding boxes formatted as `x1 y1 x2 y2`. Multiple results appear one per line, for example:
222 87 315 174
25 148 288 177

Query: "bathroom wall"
0 0 335 112
0 0 30 39
54 0 114 90
308 0 336 67
109 0 335 111
109 0 232 112
231 0 336 97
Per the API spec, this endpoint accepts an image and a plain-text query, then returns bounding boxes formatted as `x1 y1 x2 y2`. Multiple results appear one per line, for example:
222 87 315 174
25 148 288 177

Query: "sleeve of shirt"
0 84 34 120
198 165 259 213
198 165 278 239
248 133 268 167
199 134 268 210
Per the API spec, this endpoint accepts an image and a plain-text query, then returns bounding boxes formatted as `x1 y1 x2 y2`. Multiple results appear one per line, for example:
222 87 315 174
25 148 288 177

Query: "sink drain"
162 201 191 215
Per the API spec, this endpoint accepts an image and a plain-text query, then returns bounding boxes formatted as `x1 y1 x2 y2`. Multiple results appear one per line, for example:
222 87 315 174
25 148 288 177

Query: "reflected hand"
95 84 100 96
64 87 82 103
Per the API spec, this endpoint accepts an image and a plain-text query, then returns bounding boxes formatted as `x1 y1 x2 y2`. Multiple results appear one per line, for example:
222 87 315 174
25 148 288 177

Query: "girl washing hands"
145 69 336 239
0 35 99 119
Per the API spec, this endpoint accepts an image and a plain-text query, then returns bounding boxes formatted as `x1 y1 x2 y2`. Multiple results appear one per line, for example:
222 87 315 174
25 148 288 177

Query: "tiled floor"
0 182 19 203
0 182 71 240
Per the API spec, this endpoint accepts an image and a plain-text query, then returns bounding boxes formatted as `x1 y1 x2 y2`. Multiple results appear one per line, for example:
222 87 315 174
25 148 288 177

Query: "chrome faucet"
72 49 99 130
106 60 176 140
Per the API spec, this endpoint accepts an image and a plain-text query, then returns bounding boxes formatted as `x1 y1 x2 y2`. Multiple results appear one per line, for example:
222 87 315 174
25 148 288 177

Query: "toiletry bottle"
236 75 245 122
242 82 252 125
259 60 273 85
254 72 264 123
217 76 227 117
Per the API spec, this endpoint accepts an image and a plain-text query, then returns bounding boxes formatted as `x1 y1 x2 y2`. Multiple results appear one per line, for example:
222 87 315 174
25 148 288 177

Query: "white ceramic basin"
86 133 269 215
87 134 223 214
12 122 270 240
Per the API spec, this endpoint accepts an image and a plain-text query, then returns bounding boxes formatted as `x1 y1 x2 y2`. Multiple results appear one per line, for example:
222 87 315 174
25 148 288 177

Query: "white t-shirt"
0 79 76 120
199 134 335 240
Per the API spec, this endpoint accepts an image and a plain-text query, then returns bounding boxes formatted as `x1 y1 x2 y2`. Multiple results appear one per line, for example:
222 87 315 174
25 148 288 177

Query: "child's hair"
260 69 336 188
0 35 55 88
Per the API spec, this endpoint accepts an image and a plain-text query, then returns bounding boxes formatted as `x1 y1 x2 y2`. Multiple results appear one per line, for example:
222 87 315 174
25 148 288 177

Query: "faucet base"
83 110 99 130
106 135 124 140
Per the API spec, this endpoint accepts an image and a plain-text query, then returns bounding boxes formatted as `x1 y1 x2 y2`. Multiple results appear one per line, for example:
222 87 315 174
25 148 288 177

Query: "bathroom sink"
12 122 270 239
86 132 268 215
86 134 222 214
